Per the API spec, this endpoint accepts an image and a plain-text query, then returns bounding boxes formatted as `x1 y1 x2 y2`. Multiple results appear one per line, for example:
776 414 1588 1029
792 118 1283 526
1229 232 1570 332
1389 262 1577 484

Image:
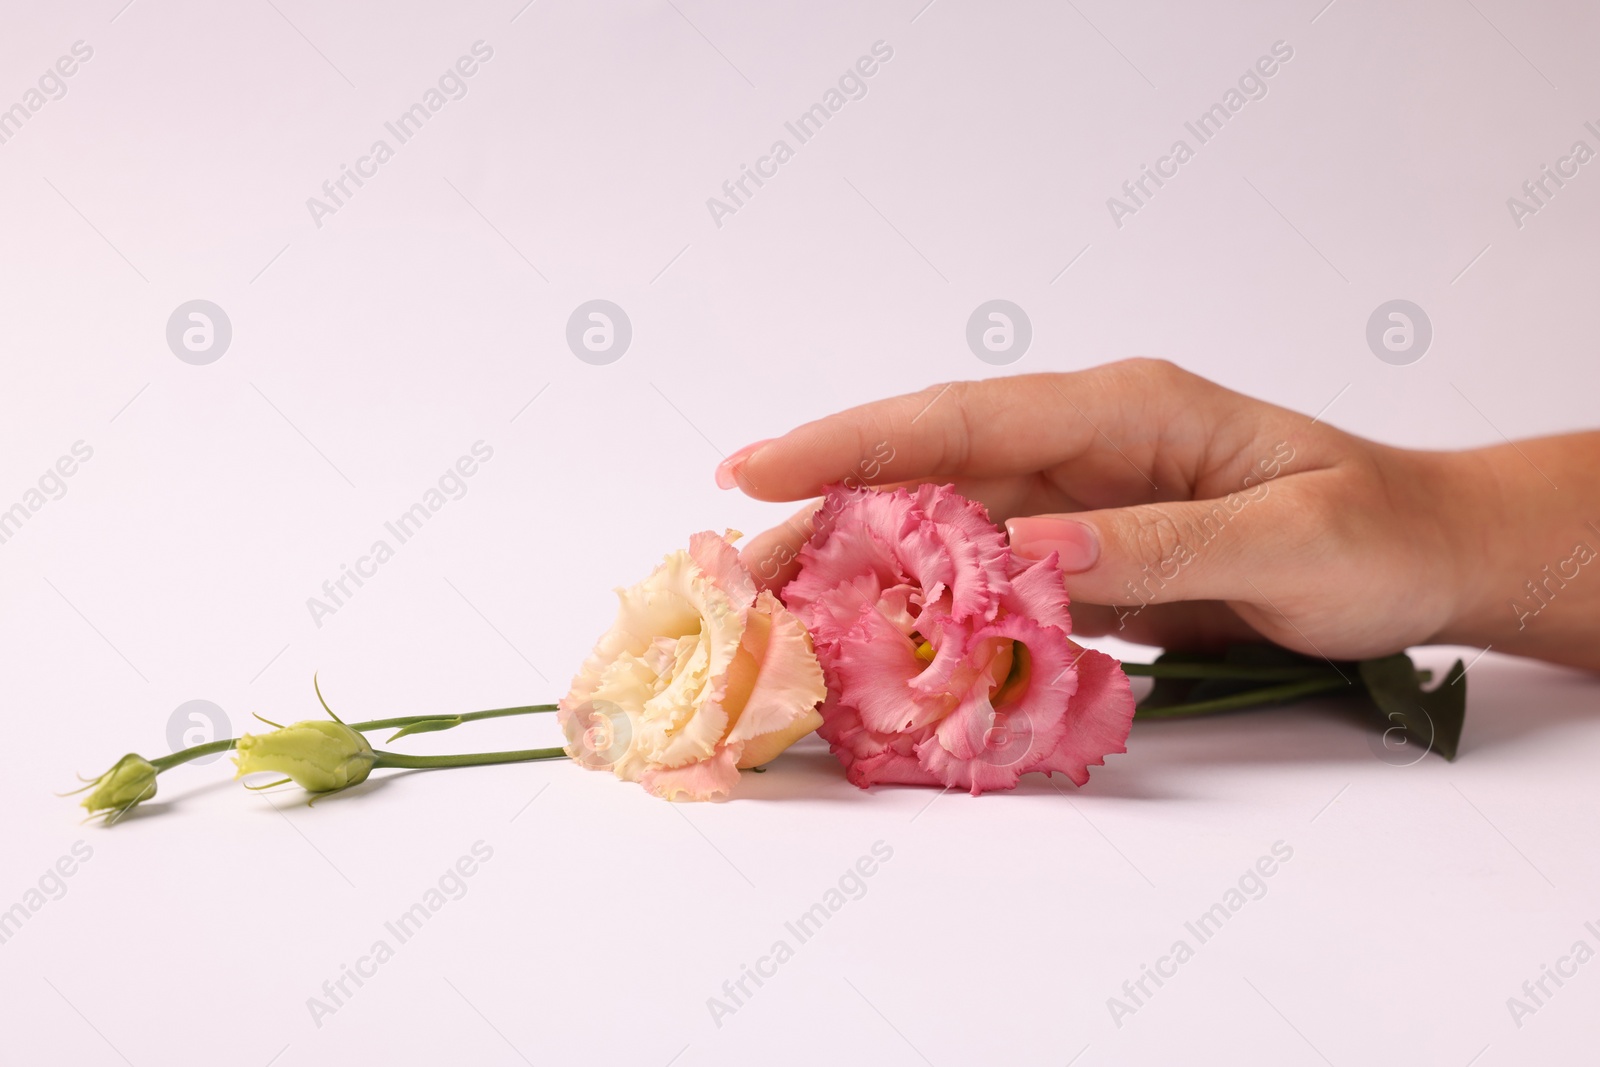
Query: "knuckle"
931 379 975 471
1115 357 1204 397
1122 356 1181 381
1127 506 1189 566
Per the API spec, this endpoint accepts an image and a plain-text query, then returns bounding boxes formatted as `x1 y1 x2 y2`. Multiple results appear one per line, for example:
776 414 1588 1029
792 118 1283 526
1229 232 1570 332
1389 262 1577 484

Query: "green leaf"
387 715 465 742
1357 653 1467 762
1125 644 1469 759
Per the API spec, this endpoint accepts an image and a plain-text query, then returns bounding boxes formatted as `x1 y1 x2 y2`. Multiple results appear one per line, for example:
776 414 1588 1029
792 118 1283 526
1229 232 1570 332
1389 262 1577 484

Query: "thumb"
1004 492 1281 607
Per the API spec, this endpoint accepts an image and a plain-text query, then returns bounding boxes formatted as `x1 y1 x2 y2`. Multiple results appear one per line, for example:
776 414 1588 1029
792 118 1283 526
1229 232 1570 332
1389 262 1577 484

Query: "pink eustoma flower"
782 484 1135 795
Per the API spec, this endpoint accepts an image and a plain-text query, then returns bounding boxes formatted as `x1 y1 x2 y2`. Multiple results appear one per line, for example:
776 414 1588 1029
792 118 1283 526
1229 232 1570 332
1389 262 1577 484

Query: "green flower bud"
233 720 375 793
79 754 158 820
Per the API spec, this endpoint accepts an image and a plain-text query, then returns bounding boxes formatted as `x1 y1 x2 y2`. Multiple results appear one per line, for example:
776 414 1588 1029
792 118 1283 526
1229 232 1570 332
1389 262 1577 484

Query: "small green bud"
234 720 374 793
80 754 158 820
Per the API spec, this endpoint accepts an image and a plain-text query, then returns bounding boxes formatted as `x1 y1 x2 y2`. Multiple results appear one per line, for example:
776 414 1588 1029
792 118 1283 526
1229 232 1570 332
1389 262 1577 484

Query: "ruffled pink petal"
804 483 876 547
791 482 1010 631
1002 552 1075 635
815 696 938 788
920 615 1079 793
890 522 951 612
784 482 1133 798
637 742 743 801
792 571 885 650
831 607 954 735
784 522 905 626
799 484 920 571
873 584 920 638
902 614 970 699
913 483 1010 551
925 634 1024 762
839 486 922 544
1032 644 1136 786
915 732 1033 794
908 484 1011 622
845 749 940 788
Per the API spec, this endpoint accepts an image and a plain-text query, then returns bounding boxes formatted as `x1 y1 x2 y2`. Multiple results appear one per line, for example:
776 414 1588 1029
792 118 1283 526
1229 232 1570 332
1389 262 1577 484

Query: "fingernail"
1006 516 1100 572
715 438 773 490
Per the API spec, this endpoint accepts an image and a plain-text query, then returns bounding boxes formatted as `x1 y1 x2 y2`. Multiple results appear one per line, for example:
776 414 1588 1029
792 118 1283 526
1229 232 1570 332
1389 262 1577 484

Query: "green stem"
352 703 558 734
1120 662 1337 681
371 746 568 770
1134 676 1350 720
150 738 238 772
1120 662 1431 684
148 703 558 773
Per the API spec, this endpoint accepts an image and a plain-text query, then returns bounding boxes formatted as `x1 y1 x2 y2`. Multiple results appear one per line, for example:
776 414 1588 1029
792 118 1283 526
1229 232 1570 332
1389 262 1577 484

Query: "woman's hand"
720 359 1600 671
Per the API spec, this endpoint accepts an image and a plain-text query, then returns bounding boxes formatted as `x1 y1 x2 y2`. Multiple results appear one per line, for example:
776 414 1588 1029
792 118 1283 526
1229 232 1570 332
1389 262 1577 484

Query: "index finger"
719 362 1209 503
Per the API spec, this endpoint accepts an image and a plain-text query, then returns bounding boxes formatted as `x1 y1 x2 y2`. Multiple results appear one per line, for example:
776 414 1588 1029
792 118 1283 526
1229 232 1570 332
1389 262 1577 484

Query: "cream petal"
562 531 826 799
725 592 827 748
562 545 744 774
689 530 757 608
737 708 823 769
637 560 746 770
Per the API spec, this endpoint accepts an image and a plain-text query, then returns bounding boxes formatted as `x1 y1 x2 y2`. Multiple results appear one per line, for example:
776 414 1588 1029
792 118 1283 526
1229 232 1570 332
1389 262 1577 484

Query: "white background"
2 0 1598 1064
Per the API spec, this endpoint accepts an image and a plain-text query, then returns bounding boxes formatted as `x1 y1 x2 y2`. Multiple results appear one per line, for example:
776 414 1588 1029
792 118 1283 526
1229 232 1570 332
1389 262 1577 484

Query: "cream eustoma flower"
559 531 826 801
